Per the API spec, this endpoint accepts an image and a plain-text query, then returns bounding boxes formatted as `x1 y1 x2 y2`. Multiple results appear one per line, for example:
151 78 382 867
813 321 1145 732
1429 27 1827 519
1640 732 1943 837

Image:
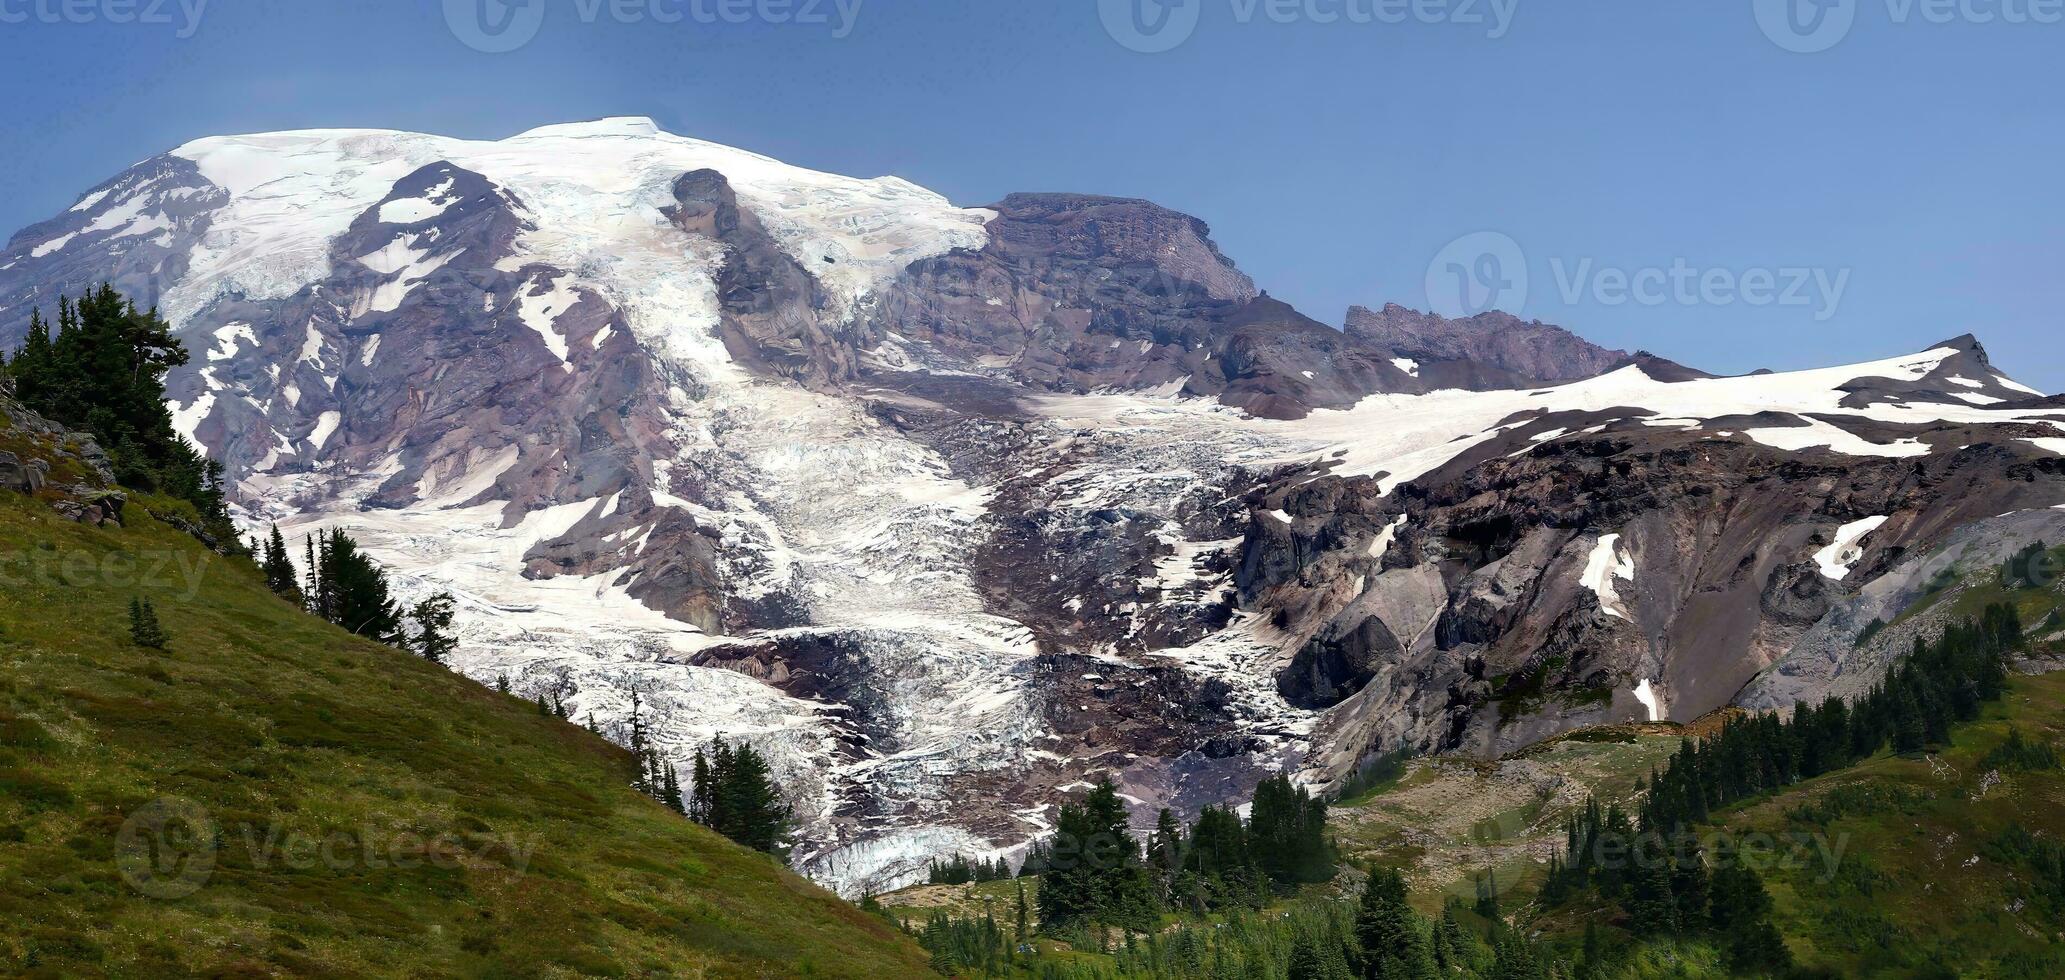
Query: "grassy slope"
1708 670 2065 977
0 491 931 978
1328 675 2065 976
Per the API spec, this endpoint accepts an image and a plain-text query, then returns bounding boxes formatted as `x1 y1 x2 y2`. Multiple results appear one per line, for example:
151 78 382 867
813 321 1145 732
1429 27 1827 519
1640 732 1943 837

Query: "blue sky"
0 0 2057 388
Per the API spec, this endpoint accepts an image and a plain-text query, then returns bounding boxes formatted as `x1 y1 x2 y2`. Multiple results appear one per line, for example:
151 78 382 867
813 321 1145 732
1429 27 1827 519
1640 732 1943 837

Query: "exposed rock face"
860 193 1416 419
1344 303 1633 386
0 380 120 522
2 117 2060 898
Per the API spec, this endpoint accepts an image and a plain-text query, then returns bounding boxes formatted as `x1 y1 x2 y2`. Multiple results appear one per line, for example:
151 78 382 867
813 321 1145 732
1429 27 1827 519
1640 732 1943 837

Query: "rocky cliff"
2 117 2059 894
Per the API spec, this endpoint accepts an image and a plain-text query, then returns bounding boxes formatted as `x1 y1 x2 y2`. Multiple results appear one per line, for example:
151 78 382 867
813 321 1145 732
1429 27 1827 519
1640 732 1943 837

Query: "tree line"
929 854 1014 886
3 285 237 547
621 675 794 859
1535 603 2027 975
1026 774 1336 933
255 523 458 663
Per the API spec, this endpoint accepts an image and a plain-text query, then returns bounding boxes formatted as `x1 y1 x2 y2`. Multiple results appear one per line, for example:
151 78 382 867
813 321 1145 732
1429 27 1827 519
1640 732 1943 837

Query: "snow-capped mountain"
5 117 2062 894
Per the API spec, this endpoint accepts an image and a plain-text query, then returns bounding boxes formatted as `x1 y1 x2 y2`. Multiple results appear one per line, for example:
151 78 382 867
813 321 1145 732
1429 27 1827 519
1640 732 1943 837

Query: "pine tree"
303 533 320 615
259 524 302 603
315 529 401 642
1625 839 1679 936
5 286 237 546
689 749 712 825
407 591 458 665
720 741 792 855
1037 779 1156 931
1353 866 1433 979
127 596 167 650
660 757 685 814
1473 870 1500 921
1013 879 1030 946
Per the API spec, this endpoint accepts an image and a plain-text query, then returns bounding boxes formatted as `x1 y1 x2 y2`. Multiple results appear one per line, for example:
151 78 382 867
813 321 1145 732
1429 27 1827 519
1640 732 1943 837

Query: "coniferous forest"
2 286 237 546
892 603 2035 978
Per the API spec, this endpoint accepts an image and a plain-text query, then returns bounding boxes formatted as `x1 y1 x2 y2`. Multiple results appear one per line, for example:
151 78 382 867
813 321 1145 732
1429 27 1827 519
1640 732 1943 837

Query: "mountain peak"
512 116 664 139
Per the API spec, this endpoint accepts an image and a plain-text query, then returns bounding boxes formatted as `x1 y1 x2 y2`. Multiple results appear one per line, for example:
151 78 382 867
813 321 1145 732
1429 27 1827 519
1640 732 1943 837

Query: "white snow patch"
1633 679 1664 722
207 321 257 362
1367 515 1406 562
170 389 216 445
307 410 342 451
1581 533 1636 620
165 117 993 329
1814 515 1889 581
516 273 580 364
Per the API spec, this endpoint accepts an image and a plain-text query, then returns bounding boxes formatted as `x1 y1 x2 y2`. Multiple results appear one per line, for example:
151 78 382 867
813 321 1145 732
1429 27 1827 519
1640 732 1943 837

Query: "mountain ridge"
2 118 2060 895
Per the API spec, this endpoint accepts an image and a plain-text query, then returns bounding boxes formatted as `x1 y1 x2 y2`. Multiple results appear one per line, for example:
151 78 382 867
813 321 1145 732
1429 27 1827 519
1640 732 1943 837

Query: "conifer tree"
407 591 458 665
259 524 301 603
1353 866 1433 979
1013 879 1029 946
128 596 167 650
1037 779 1157 931
315 529 401 642
4 285 237 546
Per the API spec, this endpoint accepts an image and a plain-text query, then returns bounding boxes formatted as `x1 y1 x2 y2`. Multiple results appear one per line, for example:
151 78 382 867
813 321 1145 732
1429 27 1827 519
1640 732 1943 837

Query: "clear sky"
0 0 2057 388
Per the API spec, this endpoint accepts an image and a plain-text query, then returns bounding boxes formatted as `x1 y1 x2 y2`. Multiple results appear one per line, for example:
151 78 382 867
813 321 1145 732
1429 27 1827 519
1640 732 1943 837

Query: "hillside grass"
0 490 931 978
1706 670 2065 977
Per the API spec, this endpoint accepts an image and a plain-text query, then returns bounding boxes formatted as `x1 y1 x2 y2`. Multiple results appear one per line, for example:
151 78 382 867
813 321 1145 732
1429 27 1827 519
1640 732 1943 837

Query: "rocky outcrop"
5 118 2061 897
1344 303 1633 386
0 380 120 524
860 194 1418 419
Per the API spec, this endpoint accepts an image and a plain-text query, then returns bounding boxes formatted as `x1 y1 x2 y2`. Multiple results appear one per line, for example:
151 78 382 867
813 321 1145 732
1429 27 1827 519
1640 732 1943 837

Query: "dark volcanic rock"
1344 303 1634 385
1277 612 1403 709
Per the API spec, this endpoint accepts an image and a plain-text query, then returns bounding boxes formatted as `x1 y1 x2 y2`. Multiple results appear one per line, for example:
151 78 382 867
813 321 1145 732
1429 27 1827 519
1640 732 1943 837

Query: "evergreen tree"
688 749 712 825
4 285 237 546
1250 773 1335 886
690 738 792 857
1473 870 1500 921
303 533 320 616
1431 900 1477 974
127 596 167 650
660 760 685 814
1037 779 1158 931
259 524 302 603
1014 879 1030 947
1668 833 1710 929
1353 866 1433 979
314 529 402 642
1624 838 1679 936
407 591 458 665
